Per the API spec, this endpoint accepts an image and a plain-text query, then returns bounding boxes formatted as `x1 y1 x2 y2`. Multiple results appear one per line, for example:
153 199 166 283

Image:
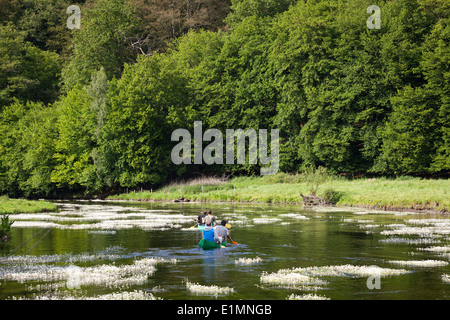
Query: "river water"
0 200 449 300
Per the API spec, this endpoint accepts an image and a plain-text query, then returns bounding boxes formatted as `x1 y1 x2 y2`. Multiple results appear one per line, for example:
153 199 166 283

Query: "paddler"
202 216 215 242
207 210 216 226
214 220 234 245
197 211 207 226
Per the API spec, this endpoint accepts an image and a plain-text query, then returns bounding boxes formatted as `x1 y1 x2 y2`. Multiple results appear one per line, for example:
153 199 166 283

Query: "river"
0 200 449 300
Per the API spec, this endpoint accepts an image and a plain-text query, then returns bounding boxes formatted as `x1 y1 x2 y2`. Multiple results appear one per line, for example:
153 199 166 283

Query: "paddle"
190 222 198 229
224 223 238 244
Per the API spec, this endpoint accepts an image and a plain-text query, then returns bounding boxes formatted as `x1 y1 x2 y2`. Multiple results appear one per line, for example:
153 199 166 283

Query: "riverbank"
108 174 449 214
0 196 58 215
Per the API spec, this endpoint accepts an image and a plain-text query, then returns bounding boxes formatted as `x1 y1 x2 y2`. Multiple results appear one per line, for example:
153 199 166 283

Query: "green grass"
108 173 449 212
0 196 58 214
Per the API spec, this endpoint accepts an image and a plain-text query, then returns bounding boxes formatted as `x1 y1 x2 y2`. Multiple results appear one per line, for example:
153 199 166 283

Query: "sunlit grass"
0 196 57 214
108 174 449 212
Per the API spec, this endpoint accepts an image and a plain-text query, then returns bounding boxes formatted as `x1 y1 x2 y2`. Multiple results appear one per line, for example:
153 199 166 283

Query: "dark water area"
1 200 449 300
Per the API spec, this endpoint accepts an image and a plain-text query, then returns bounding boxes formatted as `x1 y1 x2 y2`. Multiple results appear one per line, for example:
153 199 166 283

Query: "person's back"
214 225 228 244
198 211 206 226
207 210 216 226
203 225 215 242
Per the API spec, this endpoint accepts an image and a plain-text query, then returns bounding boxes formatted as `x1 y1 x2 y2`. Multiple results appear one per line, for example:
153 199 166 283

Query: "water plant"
0 214 14 241
287 293 330 300
387 260 448 268
185 281 235 296
235 257 263 265
276 264 411 278
442 274 450 284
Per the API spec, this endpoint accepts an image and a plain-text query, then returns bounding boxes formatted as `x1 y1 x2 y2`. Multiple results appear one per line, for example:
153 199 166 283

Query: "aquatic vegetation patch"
418 246 450 253
380 225 450 237
442 274 450 284
260 272 327 286
379 238 442 245
88 230 117 235
185 281 235 296
358 224 380 229
12 289 160 300
252 218 282 224
0 257 176 290
276 264 411 278
379 219 450 238
0 252 125 264
287 293 330 300
260 264 409 293
387 259 448 267
10 203 196 231
235 257 263 265
278 213 309 220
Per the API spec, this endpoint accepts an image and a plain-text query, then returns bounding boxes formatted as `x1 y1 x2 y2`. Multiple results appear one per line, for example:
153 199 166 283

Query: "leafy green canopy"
0 0 448 198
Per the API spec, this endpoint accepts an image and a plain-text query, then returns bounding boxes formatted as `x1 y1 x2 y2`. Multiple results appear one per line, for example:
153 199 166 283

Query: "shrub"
0 214 14 241
322 189 343 205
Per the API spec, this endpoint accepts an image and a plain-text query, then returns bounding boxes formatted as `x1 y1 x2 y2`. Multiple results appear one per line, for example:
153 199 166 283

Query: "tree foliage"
0 0 448 197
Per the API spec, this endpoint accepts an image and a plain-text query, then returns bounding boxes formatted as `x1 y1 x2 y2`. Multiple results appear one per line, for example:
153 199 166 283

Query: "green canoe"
198 238 227 250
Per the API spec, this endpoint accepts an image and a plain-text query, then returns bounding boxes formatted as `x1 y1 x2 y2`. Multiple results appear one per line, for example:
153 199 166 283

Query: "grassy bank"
0 196 58 215
108 173 449 213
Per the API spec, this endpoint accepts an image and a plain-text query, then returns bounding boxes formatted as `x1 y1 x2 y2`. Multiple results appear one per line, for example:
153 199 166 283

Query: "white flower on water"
0 257 176 290
185 281 234 296
252 218 282 224
379 238 441 245
235 257 263 265
287 293 330 300
276 264 411 278
0 253 124 264
278 213 309 220
442 274 450 284
260 272 327 286
388 260 448 268
10 203 196 231
418 246 450 253
14 289 160 300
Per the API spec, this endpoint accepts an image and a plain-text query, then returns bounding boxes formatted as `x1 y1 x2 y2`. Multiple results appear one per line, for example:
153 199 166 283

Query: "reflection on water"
0 200 449 300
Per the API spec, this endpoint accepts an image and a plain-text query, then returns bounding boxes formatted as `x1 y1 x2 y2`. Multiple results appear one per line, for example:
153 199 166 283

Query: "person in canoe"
214 220 234 245
199 217 237 249
202 215 215 242
206 210 216 226
197 211 207 226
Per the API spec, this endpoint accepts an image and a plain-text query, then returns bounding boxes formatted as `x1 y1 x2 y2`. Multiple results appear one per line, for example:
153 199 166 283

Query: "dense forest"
0 0 448 198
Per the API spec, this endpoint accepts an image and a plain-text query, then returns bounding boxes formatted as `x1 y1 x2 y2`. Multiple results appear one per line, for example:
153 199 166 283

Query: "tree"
376 86 441 173
51 85 96 191
225 0 296 26
422 16 449 172
100 54 191 187
131 0 230 55
0 100 58 197
61 0 141 90
0 23 61 108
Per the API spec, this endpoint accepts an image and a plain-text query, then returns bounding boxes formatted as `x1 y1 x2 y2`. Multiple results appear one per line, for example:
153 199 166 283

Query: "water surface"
1 201 449 300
